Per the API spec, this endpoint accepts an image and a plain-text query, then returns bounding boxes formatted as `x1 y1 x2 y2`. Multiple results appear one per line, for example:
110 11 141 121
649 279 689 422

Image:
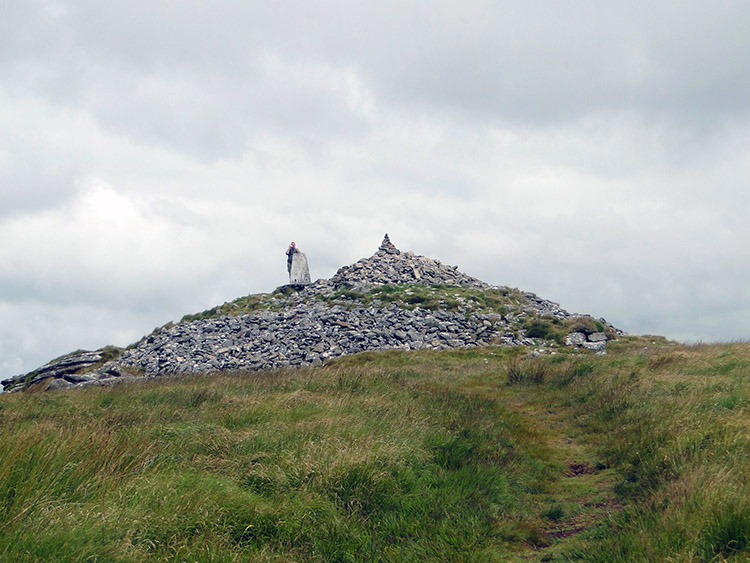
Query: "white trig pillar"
289 253 311 284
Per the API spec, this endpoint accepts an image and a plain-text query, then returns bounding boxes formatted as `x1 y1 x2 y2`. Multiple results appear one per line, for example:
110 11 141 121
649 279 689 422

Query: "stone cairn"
1 235 620 393
330 233 488 289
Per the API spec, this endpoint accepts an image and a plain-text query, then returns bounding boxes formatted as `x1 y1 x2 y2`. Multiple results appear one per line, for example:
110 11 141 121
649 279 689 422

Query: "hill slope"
2 236 620 393
1 339 749 560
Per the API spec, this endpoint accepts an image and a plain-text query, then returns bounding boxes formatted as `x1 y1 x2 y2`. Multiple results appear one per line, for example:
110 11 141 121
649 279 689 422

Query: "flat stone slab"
588 332 608 342
565 332 587 346
290 253 311 285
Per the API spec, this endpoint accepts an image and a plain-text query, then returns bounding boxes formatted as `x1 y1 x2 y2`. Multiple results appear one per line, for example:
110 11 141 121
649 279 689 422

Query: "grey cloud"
0 121 79 216
375 2 750 126
2 0 750 378
7 1 750 158
2 2 378 159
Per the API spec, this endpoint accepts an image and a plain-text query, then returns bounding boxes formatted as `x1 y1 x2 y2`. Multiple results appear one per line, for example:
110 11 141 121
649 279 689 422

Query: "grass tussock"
1 338 749 561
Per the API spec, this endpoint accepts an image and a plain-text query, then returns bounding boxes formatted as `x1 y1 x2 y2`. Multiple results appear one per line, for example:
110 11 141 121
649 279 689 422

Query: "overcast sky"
2 1 750 377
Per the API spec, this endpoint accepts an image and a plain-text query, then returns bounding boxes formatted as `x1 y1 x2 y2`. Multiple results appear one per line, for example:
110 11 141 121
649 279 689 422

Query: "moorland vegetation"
2 337 749 561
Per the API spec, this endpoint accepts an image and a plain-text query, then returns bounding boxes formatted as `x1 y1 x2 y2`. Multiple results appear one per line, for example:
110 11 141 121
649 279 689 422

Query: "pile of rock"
2 303 525 392
564 330 609 352
330 234 488 289
116 303 521 378
2 235 621 393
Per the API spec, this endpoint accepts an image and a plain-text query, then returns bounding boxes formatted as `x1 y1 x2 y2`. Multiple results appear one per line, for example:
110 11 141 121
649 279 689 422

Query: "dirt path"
506 397 623 561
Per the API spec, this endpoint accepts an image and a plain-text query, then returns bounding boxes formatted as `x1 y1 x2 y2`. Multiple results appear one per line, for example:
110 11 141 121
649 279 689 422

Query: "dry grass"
1 338 749 561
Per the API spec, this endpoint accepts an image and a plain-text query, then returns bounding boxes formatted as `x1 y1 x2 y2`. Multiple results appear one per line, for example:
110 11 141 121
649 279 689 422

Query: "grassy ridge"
1 339 749 561
179 284 540 322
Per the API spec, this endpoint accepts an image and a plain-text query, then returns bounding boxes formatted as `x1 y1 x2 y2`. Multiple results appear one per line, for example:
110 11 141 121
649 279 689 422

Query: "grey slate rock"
588 332 608 343
46 378 74 391
564 330 609 352
111 301 507 378
4 236 622 393
582 341 607 352
1 373 25 390
330 235 487 289
565 332 588 346
63 373 97 384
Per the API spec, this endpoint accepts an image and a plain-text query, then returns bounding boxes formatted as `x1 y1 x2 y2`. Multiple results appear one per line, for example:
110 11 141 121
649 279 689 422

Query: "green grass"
177 284 535 324
180 293 270 323
367 284 526 314
1 338 750 561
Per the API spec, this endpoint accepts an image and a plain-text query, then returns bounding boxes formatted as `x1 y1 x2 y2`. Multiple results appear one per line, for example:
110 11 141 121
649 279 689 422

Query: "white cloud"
2 1 750 377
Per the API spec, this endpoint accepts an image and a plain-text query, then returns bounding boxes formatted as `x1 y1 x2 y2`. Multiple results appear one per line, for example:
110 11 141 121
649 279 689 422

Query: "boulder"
565 332 588 346
582 341 607 352
46 378 74 391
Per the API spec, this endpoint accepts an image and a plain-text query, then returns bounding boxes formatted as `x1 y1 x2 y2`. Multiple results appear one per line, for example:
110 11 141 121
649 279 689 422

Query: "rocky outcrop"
1 350 134 393
2 236 621 392
565 330 609 352
1 351 102 393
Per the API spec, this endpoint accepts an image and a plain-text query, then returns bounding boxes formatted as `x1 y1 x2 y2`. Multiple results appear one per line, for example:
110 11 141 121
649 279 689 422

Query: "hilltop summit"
2 237 621 393
378 233 400 254
330 234 487 289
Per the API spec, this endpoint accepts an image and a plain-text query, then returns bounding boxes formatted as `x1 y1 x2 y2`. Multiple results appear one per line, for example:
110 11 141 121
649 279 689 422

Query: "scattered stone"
330 235 487 289
3 236 622 392
112 301 507 378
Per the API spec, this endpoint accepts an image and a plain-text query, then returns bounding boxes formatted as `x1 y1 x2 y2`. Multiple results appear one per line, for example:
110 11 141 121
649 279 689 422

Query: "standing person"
286 242 299 276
